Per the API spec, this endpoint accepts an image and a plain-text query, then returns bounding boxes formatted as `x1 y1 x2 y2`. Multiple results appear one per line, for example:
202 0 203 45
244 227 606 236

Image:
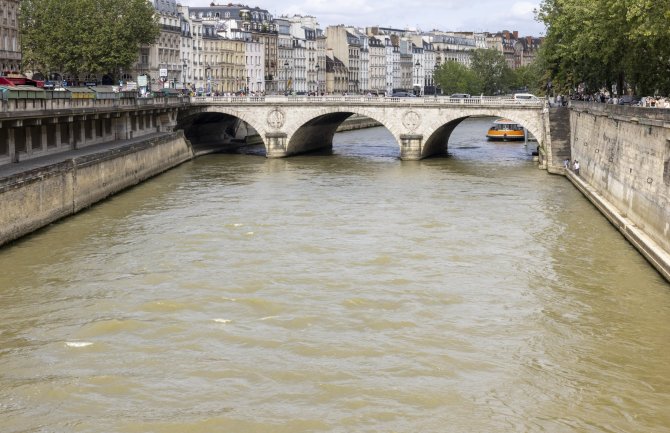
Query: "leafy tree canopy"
537 0 670 95
435 49 527 96
470 49 515 95
434 60 480 95
20 0 160 79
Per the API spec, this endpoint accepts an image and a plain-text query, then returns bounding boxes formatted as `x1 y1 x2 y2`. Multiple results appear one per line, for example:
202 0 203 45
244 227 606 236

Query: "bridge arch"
176 106 269 151
280 106 401 157
422 109 546 159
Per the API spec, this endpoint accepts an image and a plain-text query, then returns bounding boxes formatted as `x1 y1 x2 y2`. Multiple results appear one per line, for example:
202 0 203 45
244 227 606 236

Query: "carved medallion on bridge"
402 110 421 132
267 109 285 129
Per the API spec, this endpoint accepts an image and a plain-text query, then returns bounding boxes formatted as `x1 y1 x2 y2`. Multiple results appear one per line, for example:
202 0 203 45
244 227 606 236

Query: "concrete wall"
569 102 670 279
0 132 193 247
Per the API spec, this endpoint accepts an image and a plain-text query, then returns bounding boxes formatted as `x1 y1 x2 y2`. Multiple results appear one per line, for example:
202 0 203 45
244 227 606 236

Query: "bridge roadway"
182 95 550 162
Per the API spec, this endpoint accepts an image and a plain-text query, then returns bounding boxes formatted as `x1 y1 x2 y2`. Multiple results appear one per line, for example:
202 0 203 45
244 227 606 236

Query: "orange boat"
486 118 525 141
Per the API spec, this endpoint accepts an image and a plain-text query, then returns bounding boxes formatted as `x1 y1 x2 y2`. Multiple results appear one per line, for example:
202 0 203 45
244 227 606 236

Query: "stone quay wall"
0 132 193 247
569 102 670 280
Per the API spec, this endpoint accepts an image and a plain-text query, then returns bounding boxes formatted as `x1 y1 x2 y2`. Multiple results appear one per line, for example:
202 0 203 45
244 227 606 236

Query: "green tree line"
19 0 160 81
434 49 545 96
536 0 670 96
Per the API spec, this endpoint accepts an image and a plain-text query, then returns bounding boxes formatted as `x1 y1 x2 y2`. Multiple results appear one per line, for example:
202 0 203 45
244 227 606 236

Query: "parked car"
450 93 471 99
618 95 640 105
513 93 539 101
391 91 415 97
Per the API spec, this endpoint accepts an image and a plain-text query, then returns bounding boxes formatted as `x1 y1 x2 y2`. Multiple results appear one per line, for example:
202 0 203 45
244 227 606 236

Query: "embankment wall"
0 132 193 246
569 102 670 280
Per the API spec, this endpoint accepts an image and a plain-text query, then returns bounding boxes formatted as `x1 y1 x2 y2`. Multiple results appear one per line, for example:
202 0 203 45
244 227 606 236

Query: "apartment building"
0 0 20 74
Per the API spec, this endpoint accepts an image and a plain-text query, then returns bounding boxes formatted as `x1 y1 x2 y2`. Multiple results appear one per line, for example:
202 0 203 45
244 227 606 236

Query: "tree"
536 0 670 96
20 0 160 81
511 61 549 96
434 60 480 95
469 49 514 95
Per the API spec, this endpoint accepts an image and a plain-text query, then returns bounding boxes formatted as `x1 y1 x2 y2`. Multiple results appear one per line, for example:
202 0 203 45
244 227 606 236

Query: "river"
1 117 669 433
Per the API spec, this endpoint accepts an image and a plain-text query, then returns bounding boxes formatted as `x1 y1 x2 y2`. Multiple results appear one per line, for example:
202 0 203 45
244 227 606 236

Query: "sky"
178 0 547 37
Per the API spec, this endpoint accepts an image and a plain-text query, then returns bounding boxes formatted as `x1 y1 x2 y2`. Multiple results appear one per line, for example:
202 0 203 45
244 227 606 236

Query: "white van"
513 93 539 101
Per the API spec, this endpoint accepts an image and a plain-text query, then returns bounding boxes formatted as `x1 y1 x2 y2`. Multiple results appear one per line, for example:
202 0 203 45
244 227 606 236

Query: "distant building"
325 51 347 94
368 37 386 94
1 0 21 75
188 4 278 92
486 30 542 69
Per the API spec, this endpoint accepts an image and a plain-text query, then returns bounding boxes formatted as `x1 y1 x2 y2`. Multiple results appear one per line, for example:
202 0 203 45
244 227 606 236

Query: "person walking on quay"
573 160 580 175
564 158 570 170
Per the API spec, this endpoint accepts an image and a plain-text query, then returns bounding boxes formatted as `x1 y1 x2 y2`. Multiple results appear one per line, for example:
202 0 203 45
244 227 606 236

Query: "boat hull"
486 131 525 141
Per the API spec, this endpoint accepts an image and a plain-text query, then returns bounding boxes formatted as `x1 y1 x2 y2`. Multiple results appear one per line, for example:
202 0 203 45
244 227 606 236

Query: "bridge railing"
0 96 188 115
189 95 546 107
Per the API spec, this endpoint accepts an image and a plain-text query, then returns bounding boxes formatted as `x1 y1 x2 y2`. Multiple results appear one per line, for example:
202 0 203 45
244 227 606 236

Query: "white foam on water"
245 231 254 236
259 316 278 321
212 318 231 324
65 341 93 348
233 223 243 227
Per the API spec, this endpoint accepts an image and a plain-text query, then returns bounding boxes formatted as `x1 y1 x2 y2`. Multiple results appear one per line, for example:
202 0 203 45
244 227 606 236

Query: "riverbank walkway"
0 132 173 184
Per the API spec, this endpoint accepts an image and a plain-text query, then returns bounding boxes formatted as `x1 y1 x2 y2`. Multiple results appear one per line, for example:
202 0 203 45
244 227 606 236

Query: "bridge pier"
266 132 288 158
399 134 423 160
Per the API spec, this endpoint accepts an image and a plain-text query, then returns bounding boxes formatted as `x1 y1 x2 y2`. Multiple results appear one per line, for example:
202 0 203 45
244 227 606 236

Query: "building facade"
0 0 20 75
368 37 386 95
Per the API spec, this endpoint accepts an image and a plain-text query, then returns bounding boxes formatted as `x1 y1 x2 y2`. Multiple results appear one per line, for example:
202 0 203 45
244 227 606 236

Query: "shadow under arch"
176 111 261 154
285 111 398 157
422 117 468 158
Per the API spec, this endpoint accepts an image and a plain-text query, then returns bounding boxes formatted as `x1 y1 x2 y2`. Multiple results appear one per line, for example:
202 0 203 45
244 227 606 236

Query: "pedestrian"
564 158 570 170
573 160 580 175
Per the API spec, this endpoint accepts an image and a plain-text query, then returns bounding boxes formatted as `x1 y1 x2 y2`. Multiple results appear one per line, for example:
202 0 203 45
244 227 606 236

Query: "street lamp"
315 64 320 95
246 76 250 94
415 60 421 96
284 61 290 94
205 64 211 96
182 58 188 92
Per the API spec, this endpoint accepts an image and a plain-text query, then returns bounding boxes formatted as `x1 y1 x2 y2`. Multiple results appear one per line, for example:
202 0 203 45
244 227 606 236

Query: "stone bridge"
180 95 557 166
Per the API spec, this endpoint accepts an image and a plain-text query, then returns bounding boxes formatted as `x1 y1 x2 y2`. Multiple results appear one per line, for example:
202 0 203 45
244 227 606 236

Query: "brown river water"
1 118 669 433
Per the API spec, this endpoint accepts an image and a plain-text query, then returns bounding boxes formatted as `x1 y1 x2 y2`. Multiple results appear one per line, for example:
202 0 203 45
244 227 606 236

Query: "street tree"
20 0 160 81
434 60 480 95
537 0 670 96
469 49 514 95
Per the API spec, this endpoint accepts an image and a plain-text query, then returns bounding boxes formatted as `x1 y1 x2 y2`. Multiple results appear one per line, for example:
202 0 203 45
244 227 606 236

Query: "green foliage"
434 60 480 95
537 0 670 95
469 49 516 95
20 0 160 79
434 49 545 96
513 58 550 96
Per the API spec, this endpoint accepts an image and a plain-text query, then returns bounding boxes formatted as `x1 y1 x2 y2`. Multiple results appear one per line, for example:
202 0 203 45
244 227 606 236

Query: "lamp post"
182 58 187 92
434 61 439 99
315 64 320 95
246 76 250 95
415 60 421 96
205 64 211 96
284 61 290 95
